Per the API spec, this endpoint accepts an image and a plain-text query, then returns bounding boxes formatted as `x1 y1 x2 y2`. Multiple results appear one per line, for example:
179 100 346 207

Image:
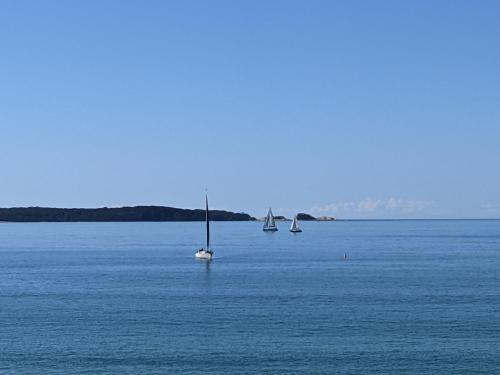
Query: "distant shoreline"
0 206 254 222
0 207 498 223
0 219 498 223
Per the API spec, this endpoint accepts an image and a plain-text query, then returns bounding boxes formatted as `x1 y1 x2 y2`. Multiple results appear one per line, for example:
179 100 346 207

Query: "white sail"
263 207 278 231
290 215 302 232
263 210 270 227
268 208 276 227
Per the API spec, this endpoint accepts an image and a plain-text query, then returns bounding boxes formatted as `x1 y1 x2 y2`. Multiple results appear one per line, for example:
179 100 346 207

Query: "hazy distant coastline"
0 206 254 222
254 213 335 222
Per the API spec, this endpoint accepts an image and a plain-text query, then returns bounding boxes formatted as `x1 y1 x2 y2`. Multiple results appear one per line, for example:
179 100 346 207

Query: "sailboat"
290 215 302 233
195 194 213 260
263 208 278 231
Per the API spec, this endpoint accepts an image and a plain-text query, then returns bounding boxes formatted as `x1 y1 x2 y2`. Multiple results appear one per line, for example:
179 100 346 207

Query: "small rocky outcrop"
297 213 317 221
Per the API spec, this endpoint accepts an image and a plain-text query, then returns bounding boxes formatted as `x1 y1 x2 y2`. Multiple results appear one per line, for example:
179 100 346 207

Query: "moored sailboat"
195 194 213 260
290 215 302 233
263 208 278 231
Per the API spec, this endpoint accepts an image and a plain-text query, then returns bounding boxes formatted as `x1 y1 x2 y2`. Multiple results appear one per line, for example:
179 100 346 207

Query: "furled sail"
205 194 210 249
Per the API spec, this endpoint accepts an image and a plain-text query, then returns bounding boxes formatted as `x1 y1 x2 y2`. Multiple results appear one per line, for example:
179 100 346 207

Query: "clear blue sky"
1 0 499 218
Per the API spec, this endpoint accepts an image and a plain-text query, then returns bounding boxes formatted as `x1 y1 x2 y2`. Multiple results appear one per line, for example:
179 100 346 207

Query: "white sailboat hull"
195 249 213 260
263 227 278 231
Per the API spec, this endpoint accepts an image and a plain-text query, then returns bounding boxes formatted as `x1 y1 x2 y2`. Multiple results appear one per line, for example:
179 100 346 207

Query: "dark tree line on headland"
297 213 317 221
0 206 254 222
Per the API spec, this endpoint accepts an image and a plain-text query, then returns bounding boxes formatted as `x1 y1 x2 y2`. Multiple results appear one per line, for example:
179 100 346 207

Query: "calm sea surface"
1 220 499 374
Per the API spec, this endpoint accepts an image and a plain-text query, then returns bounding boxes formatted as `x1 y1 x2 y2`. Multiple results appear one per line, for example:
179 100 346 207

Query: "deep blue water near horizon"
1 220 499 374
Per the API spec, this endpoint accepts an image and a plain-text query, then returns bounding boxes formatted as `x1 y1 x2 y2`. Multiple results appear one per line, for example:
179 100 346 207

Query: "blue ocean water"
0 220 499 374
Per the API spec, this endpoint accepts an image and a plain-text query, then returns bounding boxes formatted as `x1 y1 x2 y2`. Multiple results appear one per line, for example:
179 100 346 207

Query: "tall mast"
205 194 210 249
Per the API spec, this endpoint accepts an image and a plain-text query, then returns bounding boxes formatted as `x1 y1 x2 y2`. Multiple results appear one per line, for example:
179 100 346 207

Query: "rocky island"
297 213 317 221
